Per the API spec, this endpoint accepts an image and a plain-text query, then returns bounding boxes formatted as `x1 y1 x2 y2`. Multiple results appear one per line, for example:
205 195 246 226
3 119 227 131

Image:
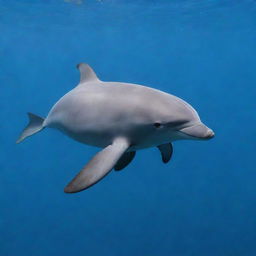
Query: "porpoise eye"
154 122 162 128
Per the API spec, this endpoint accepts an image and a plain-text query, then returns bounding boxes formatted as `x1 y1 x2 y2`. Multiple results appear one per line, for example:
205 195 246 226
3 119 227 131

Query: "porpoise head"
152 93 214 142
132 91 214 147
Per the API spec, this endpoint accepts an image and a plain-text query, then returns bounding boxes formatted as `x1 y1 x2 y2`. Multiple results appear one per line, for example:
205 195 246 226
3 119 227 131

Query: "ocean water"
1 0 256 255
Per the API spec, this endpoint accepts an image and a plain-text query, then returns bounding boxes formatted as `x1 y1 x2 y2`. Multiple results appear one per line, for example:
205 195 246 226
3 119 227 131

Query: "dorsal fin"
76 63 100 83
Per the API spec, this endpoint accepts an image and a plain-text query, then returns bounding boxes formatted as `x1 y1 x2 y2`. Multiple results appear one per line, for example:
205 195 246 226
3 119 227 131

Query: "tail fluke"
16 113 45 144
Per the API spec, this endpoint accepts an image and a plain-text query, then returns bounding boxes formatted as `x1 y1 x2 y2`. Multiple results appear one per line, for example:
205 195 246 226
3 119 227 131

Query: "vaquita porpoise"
17 63 214 193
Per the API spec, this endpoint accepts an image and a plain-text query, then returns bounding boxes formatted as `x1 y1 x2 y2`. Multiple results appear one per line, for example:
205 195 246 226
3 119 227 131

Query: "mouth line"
178 130 215 140
178 131 204 139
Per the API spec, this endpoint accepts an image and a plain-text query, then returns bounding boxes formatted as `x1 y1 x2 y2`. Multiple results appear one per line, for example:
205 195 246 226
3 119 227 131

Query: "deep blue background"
1 0 256 255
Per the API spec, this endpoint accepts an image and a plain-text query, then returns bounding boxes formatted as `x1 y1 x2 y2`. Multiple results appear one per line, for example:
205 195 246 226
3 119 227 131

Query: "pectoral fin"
64 137 130 193
114 151 136 171
157 143 173 163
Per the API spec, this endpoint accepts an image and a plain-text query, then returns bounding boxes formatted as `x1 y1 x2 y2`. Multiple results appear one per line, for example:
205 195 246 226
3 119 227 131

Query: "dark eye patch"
154 122 162 128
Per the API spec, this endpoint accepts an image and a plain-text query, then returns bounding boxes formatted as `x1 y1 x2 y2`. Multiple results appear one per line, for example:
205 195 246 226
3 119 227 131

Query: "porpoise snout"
179 123 215 140
205 128 215 139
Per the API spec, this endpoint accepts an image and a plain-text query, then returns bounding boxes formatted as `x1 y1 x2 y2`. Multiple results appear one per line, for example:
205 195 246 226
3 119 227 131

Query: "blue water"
1 0 256 255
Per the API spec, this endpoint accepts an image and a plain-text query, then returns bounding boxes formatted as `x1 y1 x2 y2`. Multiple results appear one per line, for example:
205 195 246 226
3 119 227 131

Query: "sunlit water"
1 0 256 255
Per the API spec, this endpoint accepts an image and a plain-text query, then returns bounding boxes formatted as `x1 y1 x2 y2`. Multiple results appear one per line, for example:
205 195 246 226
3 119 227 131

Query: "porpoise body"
17 63 214 193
